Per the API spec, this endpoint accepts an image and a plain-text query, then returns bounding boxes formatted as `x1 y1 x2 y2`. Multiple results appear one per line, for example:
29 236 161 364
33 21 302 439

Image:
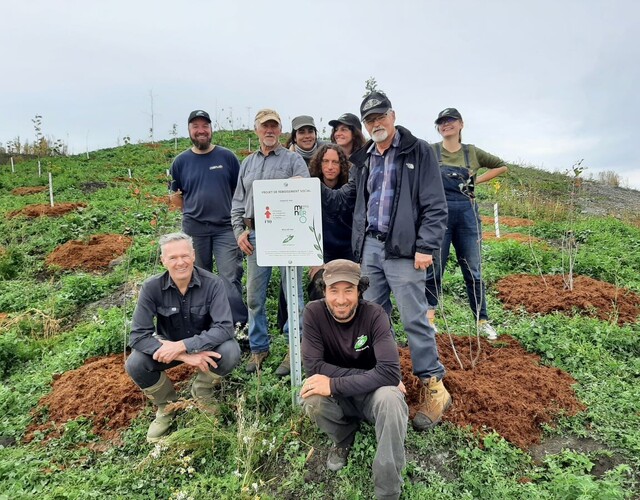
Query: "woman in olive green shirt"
425 108 508 340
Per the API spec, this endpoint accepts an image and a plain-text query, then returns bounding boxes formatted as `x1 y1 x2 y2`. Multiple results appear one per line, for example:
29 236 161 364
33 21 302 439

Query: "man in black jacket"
320 92 452 431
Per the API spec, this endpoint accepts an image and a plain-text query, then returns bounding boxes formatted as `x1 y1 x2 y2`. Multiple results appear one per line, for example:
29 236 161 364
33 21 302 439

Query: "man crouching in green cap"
125 232 241 443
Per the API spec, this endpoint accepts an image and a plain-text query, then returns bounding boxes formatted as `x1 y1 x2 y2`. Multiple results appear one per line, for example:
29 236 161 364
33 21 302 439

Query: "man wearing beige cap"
301 259 407 500
231 109 309 375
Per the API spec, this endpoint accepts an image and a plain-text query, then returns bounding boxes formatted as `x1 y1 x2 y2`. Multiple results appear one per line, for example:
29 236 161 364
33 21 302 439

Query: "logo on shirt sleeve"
354 335 369 351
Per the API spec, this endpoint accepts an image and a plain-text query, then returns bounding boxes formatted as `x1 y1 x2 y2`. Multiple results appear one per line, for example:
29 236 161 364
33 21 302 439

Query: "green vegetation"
0 132 638 498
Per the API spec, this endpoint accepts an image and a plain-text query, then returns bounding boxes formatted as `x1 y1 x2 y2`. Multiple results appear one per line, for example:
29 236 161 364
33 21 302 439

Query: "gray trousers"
303 386 408 500
125 338 241 389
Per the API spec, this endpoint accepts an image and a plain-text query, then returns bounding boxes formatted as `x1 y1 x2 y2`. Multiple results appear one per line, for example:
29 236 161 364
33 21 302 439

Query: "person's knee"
372 386 408 418
213 339 241 376
125 350 155 388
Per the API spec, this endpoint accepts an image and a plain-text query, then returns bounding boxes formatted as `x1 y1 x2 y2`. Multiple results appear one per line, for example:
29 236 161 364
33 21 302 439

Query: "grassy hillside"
0 131 638 499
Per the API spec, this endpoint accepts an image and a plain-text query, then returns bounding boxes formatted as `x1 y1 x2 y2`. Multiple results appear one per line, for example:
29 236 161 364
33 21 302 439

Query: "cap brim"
361 106 391 120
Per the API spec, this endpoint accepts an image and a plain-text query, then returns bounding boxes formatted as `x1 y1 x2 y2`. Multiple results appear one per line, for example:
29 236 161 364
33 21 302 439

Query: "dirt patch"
481 215 534 227
528 436 629 477
400 335 586 449
0 312 8 323
46 234 132 271
497 274 640 325
25 354 195 444
7 202 87 218
80 182 108 194
484 232 545 245
150 194 181 211
11 186 48 196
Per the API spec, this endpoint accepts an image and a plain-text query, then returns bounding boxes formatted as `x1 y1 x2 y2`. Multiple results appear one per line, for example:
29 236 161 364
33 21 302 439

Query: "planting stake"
285 266 303 405
10 157 15 173
166 169 170 177
38 160 42 177
493 203 500 238
48 172 54 207
128 168 132 179
248 138 251 151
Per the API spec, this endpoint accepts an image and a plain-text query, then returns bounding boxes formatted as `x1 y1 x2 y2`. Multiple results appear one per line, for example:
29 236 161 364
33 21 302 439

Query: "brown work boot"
245 351 269 374
412 376 452 431
274 350 291 377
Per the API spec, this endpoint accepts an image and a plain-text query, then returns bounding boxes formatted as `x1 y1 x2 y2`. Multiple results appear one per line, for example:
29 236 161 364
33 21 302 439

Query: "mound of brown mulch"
7 202 87 218
11 186 48 196
497 274 640 325
481 215 534 227
46 234 132 271
25 355 195 444
401 335 585 448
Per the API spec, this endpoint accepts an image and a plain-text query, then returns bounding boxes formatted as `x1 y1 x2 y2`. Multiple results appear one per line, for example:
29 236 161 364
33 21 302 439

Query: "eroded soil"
481 215 534 227
497 274 640 325
46 234 132 271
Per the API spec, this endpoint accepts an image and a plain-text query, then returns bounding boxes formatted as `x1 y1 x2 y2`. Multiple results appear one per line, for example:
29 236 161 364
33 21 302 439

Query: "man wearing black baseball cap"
321 91 452 432
169 110 248 329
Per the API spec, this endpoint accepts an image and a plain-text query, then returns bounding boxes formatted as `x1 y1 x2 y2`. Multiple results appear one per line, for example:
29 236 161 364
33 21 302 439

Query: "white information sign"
253 178 323 267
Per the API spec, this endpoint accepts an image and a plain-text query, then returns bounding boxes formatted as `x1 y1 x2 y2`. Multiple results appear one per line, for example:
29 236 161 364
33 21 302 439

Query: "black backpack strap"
462 144 471 169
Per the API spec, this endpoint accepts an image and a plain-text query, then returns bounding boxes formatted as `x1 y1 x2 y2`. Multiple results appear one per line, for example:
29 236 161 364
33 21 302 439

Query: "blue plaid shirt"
366 130 400 234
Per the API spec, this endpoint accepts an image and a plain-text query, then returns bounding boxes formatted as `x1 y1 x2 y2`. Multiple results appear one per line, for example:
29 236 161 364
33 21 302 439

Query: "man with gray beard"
320 92 452 432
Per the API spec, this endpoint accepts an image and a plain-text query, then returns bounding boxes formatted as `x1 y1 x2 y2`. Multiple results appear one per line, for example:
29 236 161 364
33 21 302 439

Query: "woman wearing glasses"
307 143 355 300
425 108 509 340
328 112 367 158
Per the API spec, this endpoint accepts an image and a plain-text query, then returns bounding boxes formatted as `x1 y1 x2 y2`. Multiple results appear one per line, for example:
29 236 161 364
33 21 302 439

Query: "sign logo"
294 204 308 223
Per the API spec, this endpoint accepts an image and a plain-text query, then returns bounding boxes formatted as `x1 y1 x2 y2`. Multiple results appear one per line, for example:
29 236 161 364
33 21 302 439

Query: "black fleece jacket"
321 126 447 262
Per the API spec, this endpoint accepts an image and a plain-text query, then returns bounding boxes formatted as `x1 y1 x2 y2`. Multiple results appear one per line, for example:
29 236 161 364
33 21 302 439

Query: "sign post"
253 178 323 405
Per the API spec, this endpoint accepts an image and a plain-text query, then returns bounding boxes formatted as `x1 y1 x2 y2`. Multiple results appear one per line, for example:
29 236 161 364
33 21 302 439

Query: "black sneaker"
326 445 350 472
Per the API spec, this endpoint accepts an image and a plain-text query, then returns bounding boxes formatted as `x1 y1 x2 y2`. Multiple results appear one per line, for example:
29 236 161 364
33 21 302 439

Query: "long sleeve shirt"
301 299 401 397
231 145 309 238
129 266 234 355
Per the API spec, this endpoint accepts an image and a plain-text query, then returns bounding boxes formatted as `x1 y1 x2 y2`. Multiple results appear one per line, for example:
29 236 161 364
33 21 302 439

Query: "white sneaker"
479 321 498 340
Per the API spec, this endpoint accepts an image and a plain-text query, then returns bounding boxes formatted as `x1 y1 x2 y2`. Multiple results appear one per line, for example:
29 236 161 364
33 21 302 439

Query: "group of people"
124 92 508 500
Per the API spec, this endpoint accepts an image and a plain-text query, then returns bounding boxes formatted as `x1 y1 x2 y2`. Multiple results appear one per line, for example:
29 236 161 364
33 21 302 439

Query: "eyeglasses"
363 110 391 125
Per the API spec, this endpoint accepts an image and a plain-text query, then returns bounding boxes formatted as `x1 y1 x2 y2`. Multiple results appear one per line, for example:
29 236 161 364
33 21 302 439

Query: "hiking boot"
479 320 498 341
141 372 178 443
245 351 269 374
412 376 452 431
326 445 351 472
274 350 291 377
190 370 222 407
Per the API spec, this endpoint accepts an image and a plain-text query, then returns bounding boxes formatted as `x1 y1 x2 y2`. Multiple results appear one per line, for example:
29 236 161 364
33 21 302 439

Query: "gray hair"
158 232 193 256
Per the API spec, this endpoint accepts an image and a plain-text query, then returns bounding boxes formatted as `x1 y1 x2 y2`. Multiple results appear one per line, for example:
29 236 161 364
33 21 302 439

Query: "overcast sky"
2 0 639 188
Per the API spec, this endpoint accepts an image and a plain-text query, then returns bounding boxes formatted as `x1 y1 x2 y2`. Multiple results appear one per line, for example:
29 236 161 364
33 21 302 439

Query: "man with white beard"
320 92 452 432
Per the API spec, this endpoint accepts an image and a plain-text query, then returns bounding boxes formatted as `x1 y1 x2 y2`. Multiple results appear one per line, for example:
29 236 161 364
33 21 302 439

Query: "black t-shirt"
302 299 401 397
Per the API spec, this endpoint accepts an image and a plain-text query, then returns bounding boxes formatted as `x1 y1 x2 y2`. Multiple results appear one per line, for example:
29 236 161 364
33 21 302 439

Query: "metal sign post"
253 178 323 406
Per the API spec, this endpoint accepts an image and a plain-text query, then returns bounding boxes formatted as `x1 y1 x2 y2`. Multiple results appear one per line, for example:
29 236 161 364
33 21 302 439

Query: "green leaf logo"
354 335 368 351
282 234 294 244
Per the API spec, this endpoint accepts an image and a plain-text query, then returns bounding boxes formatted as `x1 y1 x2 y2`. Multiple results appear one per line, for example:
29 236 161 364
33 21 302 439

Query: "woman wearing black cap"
328 113 366 158
425 108 509 340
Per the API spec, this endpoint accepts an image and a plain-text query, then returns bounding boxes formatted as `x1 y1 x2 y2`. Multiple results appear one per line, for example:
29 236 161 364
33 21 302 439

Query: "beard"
371 128 389 143
190 134 211 151
261 136 278 148
326 301 358 323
